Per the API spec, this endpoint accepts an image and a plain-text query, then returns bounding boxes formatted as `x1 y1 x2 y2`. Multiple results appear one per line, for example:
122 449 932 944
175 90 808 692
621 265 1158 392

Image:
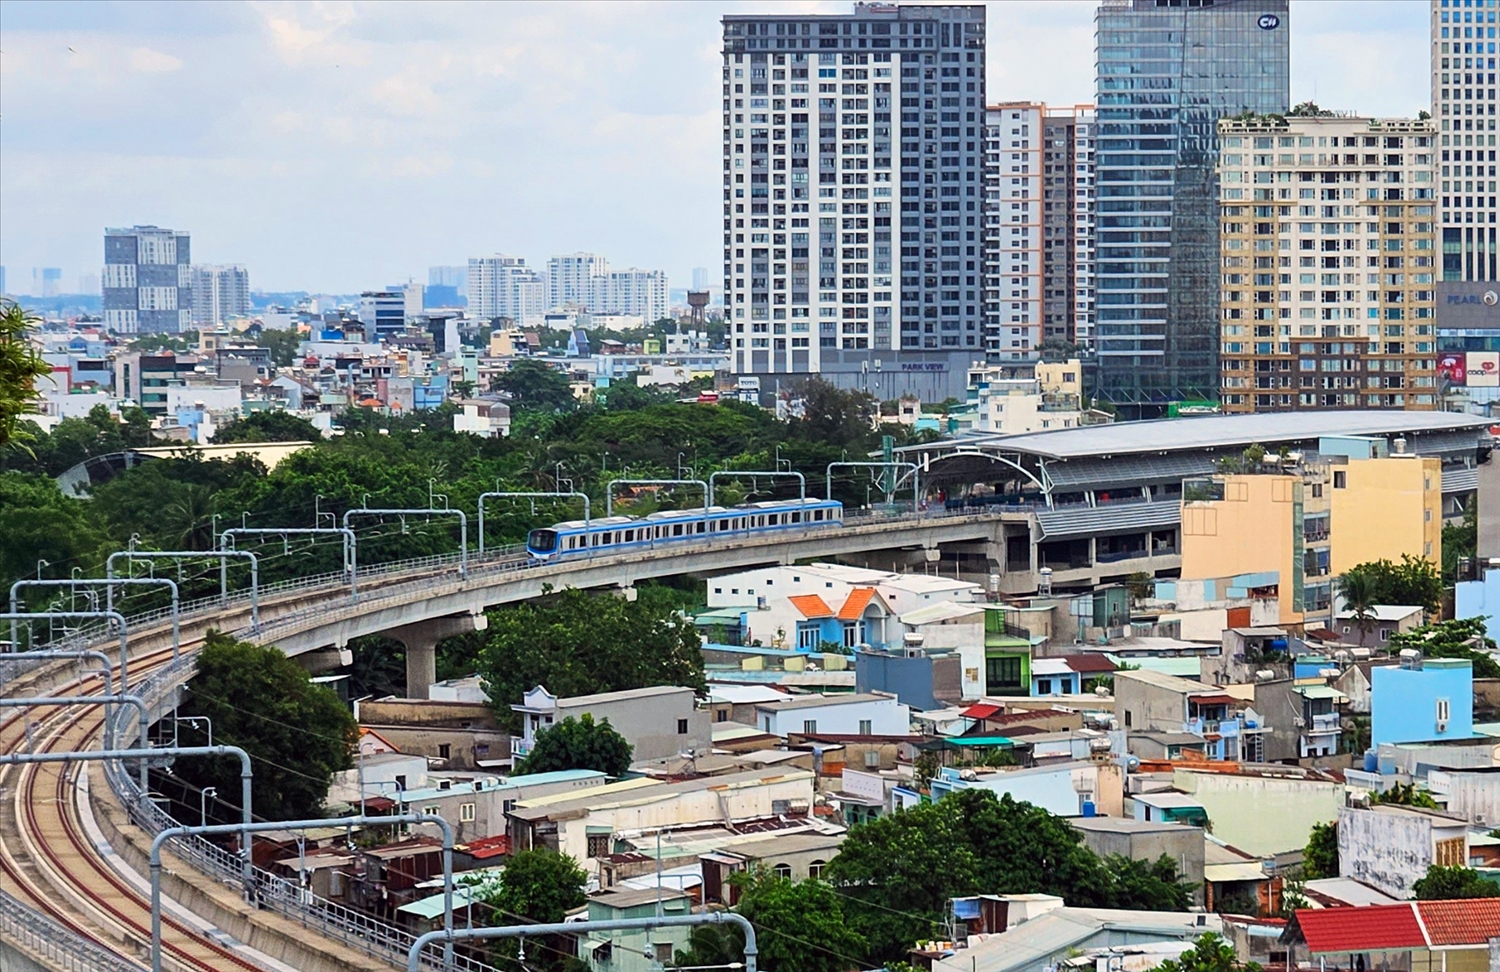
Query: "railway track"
0 638 266 971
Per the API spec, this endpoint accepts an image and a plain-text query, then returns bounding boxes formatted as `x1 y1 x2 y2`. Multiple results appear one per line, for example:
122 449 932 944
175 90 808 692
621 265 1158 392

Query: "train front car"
526 526 561 561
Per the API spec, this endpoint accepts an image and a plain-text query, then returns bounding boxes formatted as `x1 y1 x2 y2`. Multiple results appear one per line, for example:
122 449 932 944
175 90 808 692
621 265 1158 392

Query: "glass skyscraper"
1094 0 1289 412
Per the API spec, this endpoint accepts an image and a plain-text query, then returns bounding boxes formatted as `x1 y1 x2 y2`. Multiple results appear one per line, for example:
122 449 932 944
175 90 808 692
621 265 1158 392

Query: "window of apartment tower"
1333 470 1347 489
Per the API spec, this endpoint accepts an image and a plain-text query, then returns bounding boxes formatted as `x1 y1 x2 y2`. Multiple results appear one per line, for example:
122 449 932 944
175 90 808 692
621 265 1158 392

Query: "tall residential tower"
721 3 986 401
1433 0 1499 282
1094 0 1289 412
103 225 192 333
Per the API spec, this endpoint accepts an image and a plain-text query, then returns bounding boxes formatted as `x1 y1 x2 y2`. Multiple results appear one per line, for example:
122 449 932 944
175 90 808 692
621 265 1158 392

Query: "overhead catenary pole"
707 468 807 506
0 744 255 894
0 695 152 790
150 812 454 972
220 526 357 601
479 488 591 555
825 460 921 510
105 549 259 631
13 577 180 660
0 611 130 697
343 507 468 578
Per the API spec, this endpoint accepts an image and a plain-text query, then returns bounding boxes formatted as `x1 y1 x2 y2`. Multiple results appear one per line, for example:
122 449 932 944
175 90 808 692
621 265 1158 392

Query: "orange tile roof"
1416 899 1500 946
1295 905 1425 954
787 594 834 618
838 587 878 621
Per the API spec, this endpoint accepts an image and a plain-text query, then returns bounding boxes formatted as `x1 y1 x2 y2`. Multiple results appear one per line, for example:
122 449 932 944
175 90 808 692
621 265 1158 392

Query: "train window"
813 510 822 520
673 524 683 537
697 522 706 534
625 530 634 542
792 512 802 523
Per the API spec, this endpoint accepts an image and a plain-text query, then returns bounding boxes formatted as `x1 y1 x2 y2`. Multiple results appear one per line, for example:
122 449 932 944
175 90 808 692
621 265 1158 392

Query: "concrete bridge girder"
261 515 1014 669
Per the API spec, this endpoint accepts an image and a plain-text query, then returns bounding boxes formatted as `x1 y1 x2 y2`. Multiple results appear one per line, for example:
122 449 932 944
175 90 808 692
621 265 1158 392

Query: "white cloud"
0 0 1436 293
128 47 183 73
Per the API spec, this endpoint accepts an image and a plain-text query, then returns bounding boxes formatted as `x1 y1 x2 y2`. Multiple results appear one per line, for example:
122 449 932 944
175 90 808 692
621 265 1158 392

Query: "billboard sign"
1438 353 1468 385
1469 351 1500 387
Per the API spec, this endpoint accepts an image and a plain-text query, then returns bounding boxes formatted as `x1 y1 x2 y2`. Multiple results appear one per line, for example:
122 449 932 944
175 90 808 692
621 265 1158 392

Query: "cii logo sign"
1258 14 1281 29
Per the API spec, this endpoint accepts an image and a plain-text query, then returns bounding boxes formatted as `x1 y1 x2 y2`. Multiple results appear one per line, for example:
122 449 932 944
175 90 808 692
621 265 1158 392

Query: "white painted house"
753 692 911 738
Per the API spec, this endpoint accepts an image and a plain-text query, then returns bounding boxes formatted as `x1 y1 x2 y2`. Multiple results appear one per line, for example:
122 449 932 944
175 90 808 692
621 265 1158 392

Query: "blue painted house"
1371 657 1474 748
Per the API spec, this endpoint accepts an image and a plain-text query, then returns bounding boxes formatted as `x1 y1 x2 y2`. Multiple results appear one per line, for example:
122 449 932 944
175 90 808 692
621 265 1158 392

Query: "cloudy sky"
0 0 1429 296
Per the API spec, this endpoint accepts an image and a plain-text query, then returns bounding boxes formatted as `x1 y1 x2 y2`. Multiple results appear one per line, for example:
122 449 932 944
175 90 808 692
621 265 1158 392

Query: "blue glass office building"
1094 0 1289 411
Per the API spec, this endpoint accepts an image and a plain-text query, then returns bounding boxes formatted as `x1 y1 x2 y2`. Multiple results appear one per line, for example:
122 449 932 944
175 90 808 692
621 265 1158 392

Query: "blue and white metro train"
525 497 844 561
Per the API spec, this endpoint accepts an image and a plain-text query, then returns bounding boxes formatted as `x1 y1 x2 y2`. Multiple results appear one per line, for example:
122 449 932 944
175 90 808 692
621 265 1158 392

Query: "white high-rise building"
594 268 670 322
983 102 1095 365
468 255 546 326
190 265 251 326
547 253 608 309
1432 0 1498 282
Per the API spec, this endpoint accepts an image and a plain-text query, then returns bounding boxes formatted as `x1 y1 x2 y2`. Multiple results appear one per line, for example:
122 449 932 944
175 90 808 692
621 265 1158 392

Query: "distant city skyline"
0 1 1428 295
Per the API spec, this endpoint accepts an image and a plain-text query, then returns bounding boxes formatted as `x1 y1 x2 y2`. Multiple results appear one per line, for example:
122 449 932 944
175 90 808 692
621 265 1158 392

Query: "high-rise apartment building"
1216 114 1439 413
1432 0 1499 281
547 253 609 309
468 255 546 326
32 268 62 298
357 291 406 340
190 265 251 327
1094 0 1289 412
595 268 670 322
984 102 1095 365
103 225 192 333
721 3 987 400
429 266 467 294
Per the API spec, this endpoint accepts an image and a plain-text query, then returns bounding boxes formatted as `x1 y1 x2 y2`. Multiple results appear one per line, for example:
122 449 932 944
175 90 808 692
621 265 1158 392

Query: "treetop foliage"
514 713 633 777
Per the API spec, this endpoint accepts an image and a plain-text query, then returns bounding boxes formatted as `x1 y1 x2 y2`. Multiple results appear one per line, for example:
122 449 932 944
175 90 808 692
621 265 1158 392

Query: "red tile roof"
459 834 511 860
961 703 1002 719
1416 899 1500 946
1295 905 1425 954
838 587 878 621
787 594 834 619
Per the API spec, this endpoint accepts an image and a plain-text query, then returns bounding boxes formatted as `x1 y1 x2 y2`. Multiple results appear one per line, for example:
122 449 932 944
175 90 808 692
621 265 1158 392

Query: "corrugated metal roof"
1444 467 1479 493
1046 453 1219 489
1036 501 1180 540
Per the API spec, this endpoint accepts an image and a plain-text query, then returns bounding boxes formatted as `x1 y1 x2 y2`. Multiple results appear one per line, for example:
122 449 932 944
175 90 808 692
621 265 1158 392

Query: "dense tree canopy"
1413 865 1500 900
163 631 356 822
1389 618 1500 678
492 359 576 413
212 410 323 443
515 714 633 777
824 790 1191 963
0 300 50 447
1339 555 1443 615
1303 821 1338 880
468 849 587 972
474 587 705 730
733 871 869 972
1156 933 1263 972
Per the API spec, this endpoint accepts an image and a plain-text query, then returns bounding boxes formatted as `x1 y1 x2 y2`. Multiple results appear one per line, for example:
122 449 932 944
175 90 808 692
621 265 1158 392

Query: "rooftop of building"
1068 815 1200 835
755 692 897 713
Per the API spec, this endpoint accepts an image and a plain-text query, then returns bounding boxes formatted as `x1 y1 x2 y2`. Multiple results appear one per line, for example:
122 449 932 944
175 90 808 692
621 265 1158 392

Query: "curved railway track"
1 639 263 971
0 557 491 971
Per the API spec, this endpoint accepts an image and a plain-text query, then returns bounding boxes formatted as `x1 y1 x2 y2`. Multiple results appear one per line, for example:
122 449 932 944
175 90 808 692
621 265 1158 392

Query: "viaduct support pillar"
388 612 488 699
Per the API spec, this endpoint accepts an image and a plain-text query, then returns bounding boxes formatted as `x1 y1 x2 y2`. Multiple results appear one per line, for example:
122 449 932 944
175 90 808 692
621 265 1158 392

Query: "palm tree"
0 300 51 448
1337 570 1379 646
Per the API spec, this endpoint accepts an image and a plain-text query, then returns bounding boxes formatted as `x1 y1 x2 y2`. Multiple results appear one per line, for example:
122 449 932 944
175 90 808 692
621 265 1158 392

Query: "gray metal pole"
478 490 591 555
406 911 759 972
0 649 113 698
220 527 357 601
150 812 452 972
0 611 129 696
106 550 258 631
343 508 468 578
0 696 152 790
825 460 920 508
0 744 254 894
12 578 180 661
707 469 807 506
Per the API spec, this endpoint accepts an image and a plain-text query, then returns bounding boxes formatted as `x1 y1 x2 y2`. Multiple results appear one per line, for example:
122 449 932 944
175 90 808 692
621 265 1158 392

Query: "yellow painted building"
1329 455 1442 574
1180 454 1440 629
1182 474 1307 627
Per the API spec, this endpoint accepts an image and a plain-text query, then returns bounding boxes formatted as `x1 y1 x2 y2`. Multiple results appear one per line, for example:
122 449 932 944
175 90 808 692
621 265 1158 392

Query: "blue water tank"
1363 749 1378 773
1081 801 1097 818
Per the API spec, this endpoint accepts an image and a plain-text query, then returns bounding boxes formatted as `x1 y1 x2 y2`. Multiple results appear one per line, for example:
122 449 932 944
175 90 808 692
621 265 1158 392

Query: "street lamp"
201 786 218 828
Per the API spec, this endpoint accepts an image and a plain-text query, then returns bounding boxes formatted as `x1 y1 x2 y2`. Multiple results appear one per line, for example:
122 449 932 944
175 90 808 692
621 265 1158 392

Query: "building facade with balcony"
1114 669 1269 762
510 685 713 767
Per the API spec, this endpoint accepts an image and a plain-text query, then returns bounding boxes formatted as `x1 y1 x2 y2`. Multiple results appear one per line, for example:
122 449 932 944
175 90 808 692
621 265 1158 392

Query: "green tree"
824 790 1167 963
0 300 50 449
732 871 869 972
0 472 108 605
1389 618 1500 679
1413 865 1500 900
1336 569 1380 644
1340 555 1443 615
253 327 303 367
1372 781 1440 809
469 849 587 971
515 713 633 777
1303 821 1338 880
790 378 878 451
493 359 575 413
167 631 356 821
1443 496 1478 584
1155 933 1262 972
476 587 705 730
213 410 323 443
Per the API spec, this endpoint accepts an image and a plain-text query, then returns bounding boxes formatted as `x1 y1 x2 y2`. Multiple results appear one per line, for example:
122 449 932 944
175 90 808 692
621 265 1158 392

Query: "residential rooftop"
754 692 896 712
